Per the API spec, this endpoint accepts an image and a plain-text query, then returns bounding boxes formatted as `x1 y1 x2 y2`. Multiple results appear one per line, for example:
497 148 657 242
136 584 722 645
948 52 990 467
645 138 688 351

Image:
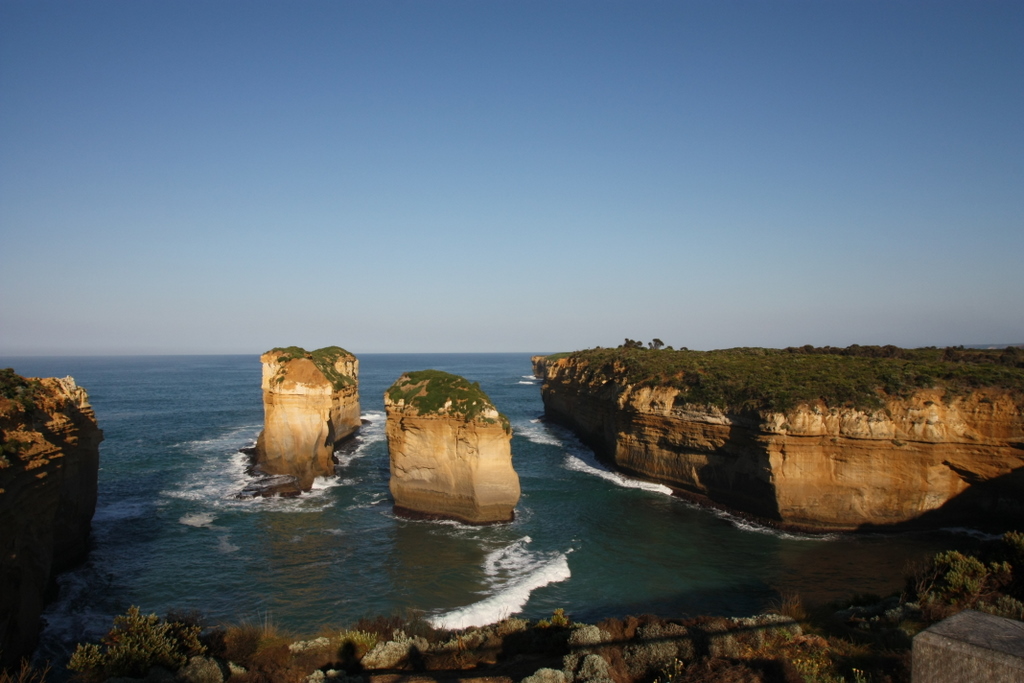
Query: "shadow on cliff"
855 465 1024 534
683 416 784 524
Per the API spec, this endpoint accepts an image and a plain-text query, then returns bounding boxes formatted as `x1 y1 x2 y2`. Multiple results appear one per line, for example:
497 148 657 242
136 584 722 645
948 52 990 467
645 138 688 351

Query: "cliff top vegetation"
387 370 510 431
266 346 356 391
544 344 1024 413
0 368 38 411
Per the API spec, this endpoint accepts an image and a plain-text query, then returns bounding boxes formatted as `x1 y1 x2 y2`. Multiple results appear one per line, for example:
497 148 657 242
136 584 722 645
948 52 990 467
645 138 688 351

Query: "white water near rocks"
0 353 981 672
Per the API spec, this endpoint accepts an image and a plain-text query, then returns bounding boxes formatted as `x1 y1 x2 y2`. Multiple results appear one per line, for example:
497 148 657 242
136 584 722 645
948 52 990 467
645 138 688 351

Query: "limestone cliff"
531 355 550 379
254 346 360 492
385 370 520 524
539 348 1024 532
0 370 103 668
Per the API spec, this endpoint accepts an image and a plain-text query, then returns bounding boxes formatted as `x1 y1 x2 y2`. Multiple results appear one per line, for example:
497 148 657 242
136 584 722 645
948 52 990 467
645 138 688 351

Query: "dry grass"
0 661 50 683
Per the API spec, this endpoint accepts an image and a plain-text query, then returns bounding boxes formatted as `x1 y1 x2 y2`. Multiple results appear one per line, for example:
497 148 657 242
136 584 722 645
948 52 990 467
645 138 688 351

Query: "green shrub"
0 369 38 412
67 607 205 682
913 549 1014 621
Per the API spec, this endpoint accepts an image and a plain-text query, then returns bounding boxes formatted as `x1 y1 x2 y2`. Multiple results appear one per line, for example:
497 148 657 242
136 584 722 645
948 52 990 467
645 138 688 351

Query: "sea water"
0 354 980 667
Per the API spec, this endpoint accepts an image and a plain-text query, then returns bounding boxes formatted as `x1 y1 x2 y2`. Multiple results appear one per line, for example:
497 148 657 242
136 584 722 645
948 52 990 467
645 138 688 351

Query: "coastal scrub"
386 369 510 431
543 345 1024 413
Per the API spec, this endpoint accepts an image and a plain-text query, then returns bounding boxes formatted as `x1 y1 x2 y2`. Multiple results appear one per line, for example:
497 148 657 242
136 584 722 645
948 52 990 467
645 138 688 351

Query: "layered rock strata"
385 370 520 524
254 347 360 492
539 355 1024 531
0 371 103 668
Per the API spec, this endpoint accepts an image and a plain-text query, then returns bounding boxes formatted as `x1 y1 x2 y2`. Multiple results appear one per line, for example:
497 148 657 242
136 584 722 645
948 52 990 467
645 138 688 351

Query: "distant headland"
534 343 1024 533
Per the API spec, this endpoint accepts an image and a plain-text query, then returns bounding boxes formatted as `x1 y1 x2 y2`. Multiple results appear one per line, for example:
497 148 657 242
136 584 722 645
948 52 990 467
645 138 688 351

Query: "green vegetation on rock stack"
547 345 1024 413
269 346 356 391
387 370 510 431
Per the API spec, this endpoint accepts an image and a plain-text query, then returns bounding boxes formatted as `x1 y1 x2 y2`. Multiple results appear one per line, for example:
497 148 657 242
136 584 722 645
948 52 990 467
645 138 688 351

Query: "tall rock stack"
385 370 520 524
254 346 360 491
0 370 103 669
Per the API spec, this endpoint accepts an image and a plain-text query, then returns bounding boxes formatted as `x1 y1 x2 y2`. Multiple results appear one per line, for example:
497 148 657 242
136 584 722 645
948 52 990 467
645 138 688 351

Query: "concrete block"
912 610 1024 682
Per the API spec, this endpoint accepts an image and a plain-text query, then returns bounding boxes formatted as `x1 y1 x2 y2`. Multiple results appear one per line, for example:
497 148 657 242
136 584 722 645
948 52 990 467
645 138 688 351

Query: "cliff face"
385 371 520 524
531 355 550 379
540 356 1024 531
254 347 360 491
0 373 103 668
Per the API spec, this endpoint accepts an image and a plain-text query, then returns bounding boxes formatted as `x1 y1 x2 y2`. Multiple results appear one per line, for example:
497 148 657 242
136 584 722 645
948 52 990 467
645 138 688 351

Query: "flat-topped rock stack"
254 346 360 492
385 370 520 524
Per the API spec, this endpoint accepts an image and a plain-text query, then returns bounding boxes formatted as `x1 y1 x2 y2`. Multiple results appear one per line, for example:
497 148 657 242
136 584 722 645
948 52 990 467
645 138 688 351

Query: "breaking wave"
428 536 571 630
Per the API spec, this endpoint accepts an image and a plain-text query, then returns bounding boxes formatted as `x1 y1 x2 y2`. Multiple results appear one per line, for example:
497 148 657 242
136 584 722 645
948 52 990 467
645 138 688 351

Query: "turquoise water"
1 354 978 667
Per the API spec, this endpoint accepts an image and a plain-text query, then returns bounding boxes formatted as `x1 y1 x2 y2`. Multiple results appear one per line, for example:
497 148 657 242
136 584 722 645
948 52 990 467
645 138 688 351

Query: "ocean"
1 353 981 668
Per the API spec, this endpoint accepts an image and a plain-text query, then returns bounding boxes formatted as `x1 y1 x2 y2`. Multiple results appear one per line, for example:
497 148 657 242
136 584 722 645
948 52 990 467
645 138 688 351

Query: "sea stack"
0 370 103 669
254 346 360 491
385 370 520 524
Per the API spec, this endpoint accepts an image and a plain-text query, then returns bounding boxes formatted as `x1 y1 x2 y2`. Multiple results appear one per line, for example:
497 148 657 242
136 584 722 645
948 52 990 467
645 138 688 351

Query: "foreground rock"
385 370 520 524
538 347 1024 532
254 346 360 491
0 369 103 668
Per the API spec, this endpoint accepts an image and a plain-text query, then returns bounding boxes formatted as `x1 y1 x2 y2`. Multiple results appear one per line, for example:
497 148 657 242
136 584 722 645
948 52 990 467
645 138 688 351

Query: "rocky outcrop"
254 347 360 492
0 370 103 668
385 370 520 524
539 355 1024 532
532 355 551 379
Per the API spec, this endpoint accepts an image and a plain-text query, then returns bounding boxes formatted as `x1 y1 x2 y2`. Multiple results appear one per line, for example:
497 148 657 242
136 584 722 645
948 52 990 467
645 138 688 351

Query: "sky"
1 0 1022 355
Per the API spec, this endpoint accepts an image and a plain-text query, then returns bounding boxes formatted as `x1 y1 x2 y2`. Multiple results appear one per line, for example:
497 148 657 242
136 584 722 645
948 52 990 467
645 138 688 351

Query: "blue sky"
1 0 1021 354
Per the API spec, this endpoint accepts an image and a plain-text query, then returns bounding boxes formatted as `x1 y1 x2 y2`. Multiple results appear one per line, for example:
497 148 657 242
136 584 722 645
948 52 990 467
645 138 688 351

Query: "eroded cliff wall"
0 373 102 668
254 347 360 491
540 355 1024 531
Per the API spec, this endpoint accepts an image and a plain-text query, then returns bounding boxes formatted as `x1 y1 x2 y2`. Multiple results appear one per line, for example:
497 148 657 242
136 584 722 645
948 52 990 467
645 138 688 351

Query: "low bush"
67 606 204 682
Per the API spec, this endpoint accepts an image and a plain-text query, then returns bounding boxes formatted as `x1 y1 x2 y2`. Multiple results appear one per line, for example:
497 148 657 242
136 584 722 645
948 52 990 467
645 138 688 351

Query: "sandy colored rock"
385 370 520 524
254 346 360 490
539 355 1024 531
0 371 103 668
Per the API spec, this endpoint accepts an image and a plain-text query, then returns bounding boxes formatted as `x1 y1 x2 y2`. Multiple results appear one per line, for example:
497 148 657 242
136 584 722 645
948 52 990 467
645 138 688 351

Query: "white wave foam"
218 535 240 553
310 476 346 491
180 513 216 528
522 375 540 380
941 526 1004 541
163 446 338 514
515 421 563 447
336 411 387 467
428 537 571 630
518 381 536 385
177 424 261 454
345 492 389 511
564 454 673 495
706 507 838 541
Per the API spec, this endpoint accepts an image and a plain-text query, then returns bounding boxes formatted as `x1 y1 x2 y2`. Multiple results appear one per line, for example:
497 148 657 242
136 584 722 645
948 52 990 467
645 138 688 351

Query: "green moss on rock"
387 370 510 431
266 346 356 391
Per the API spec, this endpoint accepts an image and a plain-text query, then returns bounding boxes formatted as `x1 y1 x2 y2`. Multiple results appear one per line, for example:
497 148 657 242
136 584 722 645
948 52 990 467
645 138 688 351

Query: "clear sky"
1 0 1021 355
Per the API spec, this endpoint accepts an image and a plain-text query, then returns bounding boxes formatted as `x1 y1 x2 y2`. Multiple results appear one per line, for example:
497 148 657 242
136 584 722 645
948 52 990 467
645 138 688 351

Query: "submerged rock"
385 370 520 524
254 346 360 491
0 370 103 668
